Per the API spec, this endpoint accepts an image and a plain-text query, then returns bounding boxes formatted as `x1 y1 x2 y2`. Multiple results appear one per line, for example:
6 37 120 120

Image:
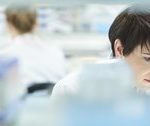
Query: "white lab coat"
51 72 79 98
51 59 136 99
0 33 67 89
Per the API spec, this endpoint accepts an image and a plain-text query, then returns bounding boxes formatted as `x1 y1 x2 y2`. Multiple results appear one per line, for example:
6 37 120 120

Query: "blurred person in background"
52 4 150 98
0 3 67 95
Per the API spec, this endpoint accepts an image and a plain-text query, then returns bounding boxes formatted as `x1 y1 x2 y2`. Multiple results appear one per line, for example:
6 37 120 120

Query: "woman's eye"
144 57 150 62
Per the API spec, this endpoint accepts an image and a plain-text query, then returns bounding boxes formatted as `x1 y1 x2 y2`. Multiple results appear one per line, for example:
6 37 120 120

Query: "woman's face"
125 45 150 90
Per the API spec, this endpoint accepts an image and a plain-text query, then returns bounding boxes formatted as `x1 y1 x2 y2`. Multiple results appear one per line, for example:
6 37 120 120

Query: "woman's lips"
144 79 150 83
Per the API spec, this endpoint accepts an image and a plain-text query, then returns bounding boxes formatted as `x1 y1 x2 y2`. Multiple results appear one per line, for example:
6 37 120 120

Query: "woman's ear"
114 39 124 58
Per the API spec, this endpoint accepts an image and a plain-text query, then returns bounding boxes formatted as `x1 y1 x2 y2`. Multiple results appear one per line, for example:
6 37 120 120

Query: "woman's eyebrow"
142 53 150 55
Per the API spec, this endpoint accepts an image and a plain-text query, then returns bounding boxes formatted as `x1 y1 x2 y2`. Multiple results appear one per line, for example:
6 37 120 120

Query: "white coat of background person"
0 4 67 94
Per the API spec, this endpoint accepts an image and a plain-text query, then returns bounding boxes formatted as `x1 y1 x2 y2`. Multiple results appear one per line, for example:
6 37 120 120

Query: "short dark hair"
108 4 150 56
5 4 37 34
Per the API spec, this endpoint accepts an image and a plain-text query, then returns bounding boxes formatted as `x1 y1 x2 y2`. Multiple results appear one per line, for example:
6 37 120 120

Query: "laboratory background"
0 0 150 126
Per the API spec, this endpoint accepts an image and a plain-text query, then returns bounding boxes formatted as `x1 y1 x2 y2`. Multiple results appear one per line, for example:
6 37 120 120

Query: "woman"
52 4 150 97
109 4 150 92
1 4 67 94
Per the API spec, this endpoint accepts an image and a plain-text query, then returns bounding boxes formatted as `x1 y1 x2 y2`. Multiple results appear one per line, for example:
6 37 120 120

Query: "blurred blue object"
53 96 150 126
0 57 18 78
0 57 18 125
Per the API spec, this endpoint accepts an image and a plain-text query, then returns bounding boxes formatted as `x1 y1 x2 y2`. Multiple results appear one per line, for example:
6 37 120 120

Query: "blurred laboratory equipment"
49 59 150 126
